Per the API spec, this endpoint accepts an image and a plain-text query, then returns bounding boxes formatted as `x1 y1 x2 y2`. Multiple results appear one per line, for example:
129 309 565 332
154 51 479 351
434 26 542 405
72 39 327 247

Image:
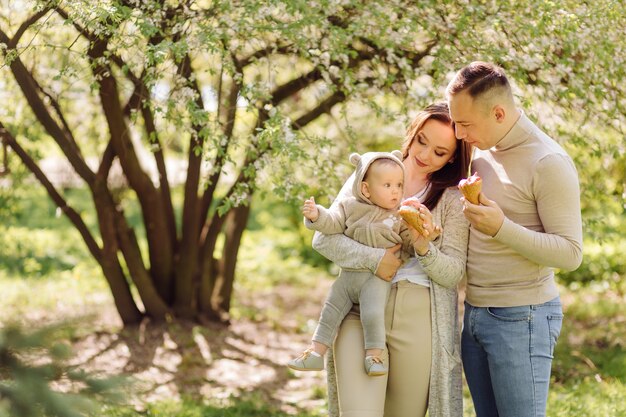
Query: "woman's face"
405 119 457 176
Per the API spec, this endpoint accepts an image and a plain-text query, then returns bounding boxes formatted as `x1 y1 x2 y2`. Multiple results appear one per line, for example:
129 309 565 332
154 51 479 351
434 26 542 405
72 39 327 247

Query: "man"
446 61 583 417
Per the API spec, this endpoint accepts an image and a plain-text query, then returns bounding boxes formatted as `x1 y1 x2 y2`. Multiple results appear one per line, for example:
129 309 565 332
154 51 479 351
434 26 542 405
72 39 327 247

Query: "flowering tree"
0 0 623 324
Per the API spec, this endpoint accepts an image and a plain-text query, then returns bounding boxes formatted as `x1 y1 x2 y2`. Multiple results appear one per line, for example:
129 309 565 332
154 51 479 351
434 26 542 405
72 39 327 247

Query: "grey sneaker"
364 355 387 376
287 348 324 371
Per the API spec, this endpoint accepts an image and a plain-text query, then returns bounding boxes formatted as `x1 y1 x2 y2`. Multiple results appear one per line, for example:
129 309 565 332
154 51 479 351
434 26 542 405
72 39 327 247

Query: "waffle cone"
458 174 482 205
398 206 425 234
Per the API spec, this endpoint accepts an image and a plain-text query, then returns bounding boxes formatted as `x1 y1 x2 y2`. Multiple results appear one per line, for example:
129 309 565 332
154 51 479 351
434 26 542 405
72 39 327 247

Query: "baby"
288 151 415 376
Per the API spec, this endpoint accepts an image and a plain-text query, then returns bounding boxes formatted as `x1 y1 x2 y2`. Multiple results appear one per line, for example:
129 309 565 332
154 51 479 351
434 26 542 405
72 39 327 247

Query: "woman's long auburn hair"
401 102 473 210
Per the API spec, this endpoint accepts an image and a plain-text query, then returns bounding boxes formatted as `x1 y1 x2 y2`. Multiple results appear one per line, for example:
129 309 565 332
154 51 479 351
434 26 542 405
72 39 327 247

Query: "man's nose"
455 125 466 139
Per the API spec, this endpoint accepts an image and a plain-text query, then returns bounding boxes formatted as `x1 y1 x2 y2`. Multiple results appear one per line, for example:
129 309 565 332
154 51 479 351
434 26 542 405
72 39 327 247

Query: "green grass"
550 379 626 416
546 283 626 416
0 187 110 324
0 218 112 327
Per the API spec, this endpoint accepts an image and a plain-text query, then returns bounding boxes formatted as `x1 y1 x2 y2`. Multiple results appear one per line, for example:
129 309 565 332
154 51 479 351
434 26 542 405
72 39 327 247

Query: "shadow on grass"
70 316 324 416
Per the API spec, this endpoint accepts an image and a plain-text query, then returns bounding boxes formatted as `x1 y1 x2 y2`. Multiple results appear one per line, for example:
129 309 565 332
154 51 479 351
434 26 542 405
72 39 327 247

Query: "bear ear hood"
349 152 362 166
350 150 404 205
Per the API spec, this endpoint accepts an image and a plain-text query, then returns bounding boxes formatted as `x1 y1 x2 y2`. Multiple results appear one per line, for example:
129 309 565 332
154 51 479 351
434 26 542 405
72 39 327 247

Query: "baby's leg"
312 272 364 350
360 275 391 354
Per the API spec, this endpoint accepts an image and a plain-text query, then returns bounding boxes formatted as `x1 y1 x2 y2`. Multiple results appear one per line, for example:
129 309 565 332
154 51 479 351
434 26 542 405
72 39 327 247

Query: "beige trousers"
334 281 432 417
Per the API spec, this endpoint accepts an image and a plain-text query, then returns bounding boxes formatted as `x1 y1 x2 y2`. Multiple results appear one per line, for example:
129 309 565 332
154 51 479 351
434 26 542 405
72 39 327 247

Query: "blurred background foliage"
0 0 624 291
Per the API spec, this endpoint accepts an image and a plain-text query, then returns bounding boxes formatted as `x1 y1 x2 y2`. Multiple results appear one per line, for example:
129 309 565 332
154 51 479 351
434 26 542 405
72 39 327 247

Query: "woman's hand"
375 244 402 282
405 203 441 255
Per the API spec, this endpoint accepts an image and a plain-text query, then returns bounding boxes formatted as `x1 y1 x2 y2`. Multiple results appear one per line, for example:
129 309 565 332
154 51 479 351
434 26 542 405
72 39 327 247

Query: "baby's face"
362 162 404 210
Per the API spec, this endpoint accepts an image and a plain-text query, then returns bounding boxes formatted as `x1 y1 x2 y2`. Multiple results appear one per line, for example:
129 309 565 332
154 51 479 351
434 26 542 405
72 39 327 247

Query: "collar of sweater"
494 110 535 151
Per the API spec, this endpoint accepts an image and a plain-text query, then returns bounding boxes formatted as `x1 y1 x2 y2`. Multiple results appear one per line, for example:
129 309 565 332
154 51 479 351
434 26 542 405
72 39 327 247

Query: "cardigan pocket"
441 342 462 370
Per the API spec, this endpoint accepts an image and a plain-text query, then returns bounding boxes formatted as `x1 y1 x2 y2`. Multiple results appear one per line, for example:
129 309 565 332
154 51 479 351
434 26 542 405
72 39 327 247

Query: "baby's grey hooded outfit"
306 150 413 349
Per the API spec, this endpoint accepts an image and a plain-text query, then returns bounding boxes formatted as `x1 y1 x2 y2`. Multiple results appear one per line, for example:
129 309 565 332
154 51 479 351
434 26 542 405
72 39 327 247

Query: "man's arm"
464 154 583 271
493 154 583 270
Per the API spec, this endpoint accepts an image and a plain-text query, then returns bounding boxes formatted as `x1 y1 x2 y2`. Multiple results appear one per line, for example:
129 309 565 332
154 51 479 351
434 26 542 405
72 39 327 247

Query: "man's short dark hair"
447 61 511 98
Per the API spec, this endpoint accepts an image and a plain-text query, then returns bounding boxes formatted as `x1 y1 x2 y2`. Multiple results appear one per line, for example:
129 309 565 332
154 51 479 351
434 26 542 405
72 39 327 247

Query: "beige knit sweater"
313 185 469 417
466 113 583 307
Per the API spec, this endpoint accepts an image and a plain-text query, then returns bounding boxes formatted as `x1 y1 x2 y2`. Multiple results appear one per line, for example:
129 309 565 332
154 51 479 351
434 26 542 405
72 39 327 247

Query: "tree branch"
0 122 102 262
239 43 295 67
198 55 242 233
0 28 96 184
8 7 52 49
293 90 346 129
30 75 84 159
270 68 324 105
54 6 143 86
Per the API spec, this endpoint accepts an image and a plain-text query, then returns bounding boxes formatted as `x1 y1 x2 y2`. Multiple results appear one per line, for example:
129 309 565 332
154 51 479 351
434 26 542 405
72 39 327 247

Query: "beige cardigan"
313 185 469 417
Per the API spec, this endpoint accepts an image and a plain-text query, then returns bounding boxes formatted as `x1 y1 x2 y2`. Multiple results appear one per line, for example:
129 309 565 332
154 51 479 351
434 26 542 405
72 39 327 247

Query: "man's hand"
302 196 319 222
461 192 505 237
375 243 402 282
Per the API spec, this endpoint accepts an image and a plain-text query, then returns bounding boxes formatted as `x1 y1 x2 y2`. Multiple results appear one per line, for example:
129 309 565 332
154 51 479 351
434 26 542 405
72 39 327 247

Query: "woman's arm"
417 188 469 289
313 232 387 273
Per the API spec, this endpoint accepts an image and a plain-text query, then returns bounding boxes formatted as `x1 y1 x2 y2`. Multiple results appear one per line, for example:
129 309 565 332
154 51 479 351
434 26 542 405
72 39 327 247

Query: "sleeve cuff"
493 216 517 242
372 247 388 274
416 242 438 267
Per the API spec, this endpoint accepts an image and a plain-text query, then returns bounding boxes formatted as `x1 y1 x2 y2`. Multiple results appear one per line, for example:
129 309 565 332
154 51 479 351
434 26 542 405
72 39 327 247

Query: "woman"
312 103 472 417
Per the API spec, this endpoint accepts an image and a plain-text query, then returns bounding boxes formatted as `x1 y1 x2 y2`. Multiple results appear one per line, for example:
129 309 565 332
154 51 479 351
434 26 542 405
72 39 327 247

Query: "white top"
392 257 430 286
392 185 430 286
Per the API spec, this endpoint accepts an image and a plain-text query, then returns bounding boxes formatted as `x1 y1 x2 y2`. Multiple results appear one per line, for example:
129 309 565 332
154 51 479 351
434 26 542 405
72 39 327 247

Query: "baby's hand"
302 196 319 222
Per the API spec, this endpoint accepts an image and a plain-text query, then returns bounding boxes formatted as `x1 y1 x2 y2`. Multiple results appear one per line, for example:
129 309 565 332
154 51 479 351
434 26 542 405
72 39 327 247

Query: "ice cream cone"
398 204 426 235
458 173 482 205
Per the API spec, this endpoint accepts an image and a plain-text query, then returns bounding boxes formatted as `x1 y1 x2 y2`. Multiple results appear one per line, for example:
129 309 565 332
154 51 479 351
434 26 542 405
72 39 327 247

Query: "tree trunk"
97 250 144 325
214 204 251 315
198 213 227 320
89 43 175 302
112 210 171 319
174 199 201 318
172 53 207 318
89 184 145 325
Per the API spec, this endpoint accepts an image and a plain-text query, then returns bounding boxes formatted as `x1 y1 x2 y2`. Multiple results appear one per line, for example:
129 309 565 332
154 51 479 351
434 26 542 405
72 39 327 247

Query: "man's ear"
493 105 506 123
361 182 371 198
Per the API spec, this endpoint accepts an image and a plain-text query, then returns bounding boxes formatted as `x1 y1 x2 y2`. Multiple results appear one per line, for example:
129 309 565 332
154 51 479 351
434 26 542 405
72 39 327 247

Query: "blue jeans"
462 297 563 417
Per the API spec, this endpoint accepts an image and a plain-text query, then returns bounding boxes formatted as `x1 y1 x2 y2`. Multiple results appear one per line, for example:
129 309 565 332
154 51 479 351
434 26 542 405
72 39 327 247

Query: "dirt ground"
65 280 333 415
